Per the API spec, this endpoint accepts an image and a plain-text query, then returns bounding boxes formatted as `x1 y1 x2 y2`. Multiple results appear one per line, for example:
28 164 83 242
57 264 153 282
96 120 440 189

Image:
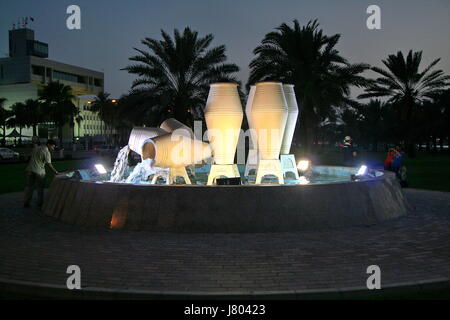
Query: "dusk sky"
1 0 450 98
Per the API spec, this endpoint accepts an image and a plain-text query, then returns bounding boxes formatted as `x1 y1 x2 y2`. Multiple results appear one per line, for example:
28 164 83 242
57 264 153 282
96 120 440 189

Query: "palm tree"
122 27 240 127
90 92 117 144
23 99 43 136
358 50 450 155
0 98 12 145
91 92 110 135
357 99 385 151
74 114 83 140
7 102 28 142
436 89 450 153
248 20 369 150
39 81 79 145
339 107 361 146
416 101 444 152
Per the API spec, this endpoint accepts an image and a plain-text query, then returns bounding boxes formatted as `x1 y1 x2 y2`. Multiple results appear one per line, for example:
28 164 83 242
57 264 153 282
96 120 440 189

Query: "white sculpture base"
255 160 284 184
207 164 240 185
244 149 259 176
280 154 299 180
151 167 191 185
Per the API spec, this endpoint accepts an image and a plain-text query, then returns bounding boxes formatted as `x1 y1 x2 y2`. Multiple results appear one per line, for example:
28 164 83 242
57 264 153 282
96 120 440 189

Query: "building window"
53 70 78 83
94 78 103 87
77 75 86 84
27 40 49 58
32 65 45 76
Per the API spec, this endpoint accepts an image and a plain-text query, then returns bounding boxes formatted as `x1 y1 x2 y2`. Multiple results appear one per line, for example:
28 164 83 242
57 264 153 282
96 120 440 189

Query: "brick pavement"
0 189 449 298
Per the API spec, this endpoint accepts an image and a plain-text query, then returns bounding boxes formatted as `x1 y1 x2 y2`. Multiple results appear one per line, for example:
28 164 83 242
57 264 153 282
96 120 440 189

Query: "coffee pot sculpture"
244 85 259 177
280 84 300 180
250 82 288 184
160 118 194 138
128 123 211 184
204 82 243 185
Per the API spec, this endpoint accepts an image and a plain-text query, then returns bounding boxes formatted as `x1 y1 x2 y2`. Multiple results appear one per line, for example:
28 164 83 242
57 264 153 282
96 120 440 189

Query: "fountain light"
297 160 310 172
95 164 107 174
298 176 310 185
356 165 368 176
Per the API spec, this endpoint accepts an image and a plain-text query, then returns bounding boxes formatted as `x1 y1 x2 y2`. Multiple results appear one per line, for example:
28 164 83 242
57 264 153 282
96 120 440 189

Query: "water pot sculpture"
128 127 168 158
160 118 194 138
128 126 211 184
250 82 288 184
244 85 258 177
280 84 300 180
204 83 243 185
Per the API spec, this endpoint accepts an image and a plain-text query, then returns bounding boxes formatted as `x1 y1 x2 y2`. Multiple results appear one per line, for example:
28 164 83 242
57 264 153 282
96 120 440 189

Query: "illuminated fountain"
244 85 258 177
122 120 211 184
204 82 243 185
41 81 408 232
280 84 300 180
251 82 288 184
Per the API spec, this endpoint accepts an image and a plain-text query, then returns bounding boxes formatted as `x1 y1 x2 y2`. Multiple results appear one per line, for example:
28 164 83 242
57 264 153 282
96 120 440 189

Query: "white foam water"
125 158 156 183
110 146 130 182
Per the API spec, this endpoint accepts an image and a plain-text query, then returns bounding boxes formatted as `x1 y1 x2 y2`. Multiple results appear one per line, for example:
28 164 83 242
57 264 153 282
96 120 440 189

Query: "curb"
1 277 449 300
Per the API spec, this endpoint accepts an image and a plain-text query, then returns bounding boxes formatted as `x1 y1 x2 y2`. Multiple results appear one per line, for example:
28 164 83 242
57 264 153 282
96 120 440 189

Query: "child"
384 149 395 171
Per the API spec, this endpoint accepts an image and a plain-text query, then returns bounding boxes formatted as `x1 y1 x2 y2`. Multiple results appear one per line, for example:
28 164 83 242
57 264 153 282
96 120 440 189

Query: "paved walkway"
0 189 449 299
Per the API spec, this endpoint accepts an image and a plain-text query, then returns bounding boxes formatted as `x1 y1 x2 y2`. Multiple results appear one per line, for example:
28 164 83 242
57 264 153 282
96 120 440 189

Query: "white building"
0 27 108 145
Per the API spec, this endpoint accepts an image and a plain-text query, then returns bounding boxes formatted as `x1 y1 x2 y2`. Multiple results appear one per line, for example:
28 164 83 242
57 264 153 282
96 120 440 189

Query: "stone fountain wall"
42 169 408 233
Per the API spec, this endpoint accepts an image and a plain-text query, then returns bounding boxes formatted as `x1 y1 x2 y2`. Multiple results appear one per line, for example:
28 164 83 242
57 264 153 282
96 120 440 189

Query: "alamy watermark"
366 5 381 30
366 265 381 289
66 265 81 290
66 5 81 30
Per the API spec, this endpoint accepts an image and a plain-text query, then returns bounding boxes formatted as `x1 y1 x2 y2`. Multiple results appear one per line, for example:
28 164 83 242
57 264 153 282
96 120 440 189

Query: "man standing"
341 136 358 166
24 139 59 208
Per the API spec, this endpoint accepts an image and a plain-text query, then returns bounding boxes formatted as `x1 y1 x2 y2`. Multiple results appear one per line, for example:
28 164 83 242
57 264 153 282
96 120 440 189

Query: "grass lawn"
0 151 449 194
0 157 113 195
294 148 450 193
403 153 450 192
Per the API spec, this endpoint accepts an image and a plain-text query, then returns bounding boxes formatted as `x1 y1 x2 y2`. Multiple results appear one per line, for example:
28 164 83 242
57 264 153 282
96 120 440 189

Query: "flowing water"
110 146 131 182
125 158 156 183
108 145 355 185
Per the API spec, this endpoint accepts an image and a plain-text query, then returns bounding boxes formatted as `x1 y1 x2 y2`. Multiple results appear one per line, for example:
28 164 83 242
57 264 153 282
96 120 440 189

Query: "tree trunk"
304 124 315 153
404 101 416 157
372 139 378 152
1 125 5 146
59 124 63 146
447 134 450 154
174 104 187 126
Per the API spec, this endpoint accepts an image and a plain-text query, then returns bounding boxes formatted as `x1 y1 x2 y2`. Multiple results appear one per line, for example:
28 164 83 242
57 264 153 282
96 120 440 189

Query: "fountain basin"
42 166 408 232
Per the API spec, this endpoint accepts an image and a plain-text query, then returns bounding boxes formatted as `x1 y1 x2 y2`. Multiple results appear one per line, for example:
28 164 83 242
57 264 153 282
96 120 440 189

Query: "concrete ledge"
1 277 448 300
42 168 408 232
